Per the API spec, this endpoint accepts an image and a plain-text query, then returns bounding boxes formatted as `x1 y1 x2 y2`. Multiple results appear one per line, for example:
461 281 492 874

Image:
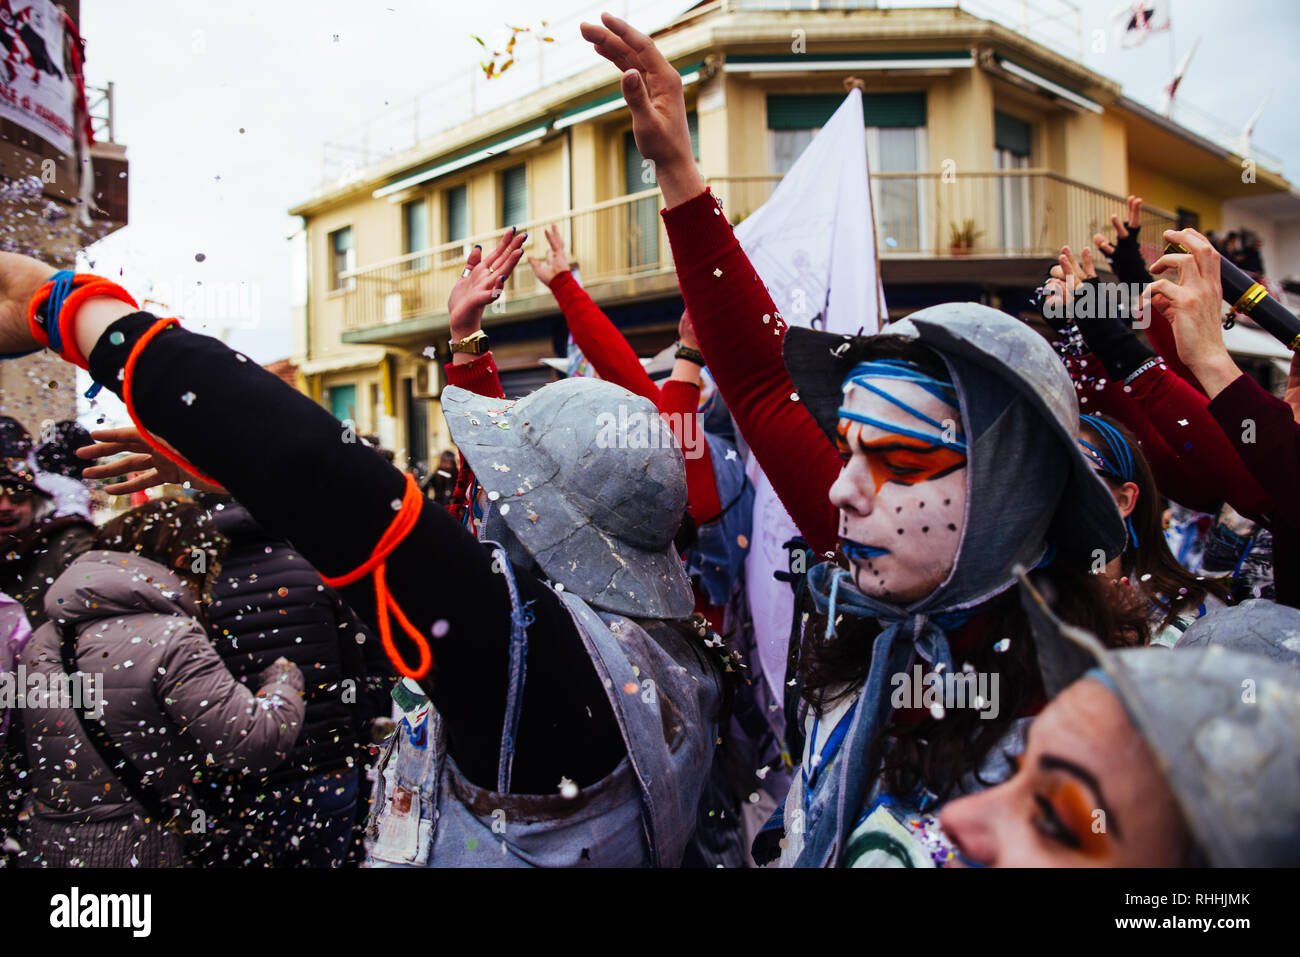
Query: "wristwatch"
449 330 489 355
674 343 705 366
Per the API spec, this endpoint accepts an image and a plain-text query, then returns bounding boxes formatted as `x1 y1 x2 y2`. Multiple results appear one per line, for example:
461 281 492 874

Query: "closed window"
501 164 528 228
403 199 429 271
443 184 469 264
329 226 354 292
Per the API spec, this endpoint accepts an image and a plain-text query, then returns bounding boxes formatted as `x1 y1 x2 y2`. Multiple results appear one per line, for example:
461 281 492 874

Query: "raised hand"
525 224 570 287
580 13 703 207
1093 195 1143 258
0 251 56 355
1144 228 1238 397
1041 244 1096 322
447 227 527 342
76 426 226 495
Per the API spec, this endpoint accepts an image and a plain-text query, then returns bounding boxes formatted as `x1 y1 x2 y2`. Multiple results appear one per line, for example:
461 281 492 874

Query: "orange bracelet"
27 274 138 370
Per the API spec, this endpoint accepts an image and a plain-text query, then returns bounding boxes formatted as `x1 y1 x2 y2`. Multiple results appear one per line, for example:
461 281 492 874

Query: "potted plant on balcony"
949 219 983 256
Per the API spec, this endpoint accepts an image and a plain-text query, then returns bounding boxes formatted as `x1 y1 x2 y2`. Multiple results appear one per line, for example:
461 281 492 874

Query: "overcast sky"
76 0 1300 378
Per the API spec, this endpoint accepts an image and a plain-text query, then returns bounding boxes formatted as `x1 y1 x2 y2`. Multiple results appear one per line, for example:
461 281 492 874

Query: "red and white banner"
1113 1 1172 50
0 0 74 155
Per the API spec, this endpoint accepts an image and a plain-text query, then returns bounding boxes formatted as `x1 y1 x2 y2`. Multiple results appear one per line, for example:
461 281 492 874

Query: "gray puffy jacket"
18 550 304 831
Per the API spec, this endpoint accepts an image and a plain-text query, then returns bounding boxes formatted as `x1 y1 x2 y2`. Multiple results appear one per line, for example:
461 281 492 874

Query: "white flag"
732 88 886 705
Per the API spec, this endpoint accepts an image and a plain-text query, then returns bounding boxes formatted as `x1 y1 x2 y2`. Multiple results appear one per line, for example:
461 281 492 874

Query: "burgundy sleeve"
549 270 661 403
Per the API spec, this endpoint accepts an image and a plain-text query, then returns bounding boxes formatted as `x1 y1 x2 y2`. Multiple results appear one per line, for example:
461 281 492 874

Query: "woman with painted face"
580 13 1147 867
939 596 1300 866
1076 413 1229 645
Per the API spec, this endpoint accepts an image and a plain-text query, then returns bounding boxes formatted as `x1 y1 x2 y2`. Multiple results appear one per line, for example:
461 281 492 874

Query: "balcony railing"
87 83 116 144
338 170 1177 333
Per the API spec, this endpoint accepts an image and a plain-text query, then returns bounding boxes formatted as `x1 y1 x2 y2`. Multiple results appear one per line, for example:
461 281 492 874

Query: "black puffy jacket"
206 501 392 782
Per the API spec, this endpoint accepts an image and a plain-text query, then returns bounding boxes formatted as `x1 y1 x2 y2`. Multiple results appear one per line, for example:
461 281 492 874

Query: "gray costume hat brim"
782 304 1125 565
441 380 695 620
1018 571 1300 867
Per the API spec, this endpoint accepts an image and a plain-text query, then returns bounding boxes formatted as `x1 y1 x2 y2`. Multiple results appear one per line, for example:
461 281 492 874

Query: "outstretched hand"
77 427 227 495
447 227 527 342
1093 195 1143 258
580 13 704 207
1042 244 1097 318
0 251 56 355
525 224 571 287
1144 228 1238 397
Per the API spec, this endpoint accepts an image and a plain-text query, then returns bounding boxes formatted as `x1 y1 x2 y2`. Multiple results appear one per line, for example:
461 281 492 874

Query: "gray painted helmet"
1017 570 1300 866
1176 598 1300 669
441 378 695 620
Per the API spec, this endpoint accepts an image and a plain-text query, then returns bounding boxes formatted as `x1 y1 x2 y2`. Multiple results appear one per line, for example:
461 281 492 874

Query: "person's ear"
1115 481 1139 520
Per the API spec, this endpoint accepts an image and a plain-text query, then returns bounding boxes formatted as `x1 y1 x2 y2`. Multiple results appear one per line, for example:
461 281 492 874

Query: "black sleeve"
87 312 624 793
1105 225 1155 288
1066 278 1160 382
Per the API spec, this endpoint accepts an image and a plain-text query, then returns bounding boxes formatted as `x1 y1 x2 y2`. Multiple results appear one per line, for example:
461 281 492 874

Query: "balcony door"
994 112 1033 255
623 112 698 271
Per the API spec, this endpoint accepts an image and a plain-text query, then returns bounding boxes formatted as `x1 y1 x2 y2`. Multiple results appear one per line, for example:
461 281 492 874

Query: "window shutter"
767 93 926 130
994 111 1033 157
501 165 528 227
446 185 468 243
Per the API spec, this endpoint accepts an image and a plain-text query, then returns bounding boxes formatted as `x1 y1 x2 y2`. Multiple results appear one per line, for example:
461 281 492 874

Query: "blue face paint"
839 359 967 453
843 539 891 562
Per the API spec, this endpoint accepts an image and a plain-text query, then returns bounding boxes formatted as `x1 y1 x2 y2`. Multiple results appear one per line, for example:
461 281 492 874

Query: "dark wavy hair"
1078 413 1230 629
798 558 1147 803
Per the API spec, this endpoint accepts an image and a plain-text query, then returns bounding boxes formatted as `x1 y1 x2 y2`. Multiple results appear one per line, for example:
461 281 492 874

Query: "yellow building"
288 0 1297 470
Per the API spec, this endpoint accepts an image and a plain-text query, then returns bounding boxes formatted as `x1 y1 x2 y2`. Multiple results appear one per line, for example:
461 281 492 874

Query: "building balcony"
338 169 1177 347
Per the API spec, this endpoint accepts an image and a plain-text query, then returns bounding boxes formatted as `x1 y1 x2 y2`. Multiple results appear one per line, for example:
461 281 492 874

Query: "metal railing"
339 186 674 332
711 169 1178 259
338 169 1176 333
86 82 115 144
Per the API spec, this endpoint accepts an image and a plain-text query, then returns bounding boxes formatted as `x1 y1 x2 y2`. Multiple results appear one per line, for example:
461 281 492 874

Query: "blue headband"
838 360 967 452
1079 414 1139 550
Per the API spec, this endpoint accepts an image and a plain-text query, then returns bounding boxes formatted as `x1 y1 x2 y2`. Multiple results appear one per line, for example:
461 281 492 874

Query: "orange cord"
322 472 434 680
122 318 223 489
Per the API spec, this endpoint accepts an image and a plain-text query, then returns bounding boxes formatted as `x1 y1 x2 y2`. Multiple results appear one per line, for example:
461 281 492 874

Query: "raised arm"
529 223 661 401
581 14 841 556
0 239 625 794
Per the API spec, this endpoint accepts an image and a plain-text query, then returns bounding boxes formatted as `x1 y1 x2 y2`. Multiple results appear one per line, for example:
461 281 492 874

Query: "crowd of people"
0 14 1297 869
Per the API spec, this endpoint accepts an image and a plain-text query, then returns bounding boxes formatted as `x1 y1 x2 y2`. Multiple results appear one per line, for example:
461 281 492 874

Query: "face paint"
829 373 967 604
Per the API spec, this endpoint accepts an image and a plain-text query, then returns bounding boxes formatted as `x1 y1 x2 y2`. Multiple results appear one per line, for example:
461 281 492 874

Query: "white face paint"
829 380 968 604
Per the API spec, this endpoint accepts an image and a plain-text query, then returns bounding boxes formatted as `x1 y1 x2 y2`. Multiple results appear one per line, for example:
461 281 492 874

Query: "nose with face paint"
829 361 968 605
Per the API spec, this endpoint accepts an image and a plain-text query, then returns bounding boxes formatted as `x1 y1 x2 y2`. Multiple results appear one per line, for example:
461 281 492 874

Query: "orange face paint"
857 436 966 494
1049 780 1111 858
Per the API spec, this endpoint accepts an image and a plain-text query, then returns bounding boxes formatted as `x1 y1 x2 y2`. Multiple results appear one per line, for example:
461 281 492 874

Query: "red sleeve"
1207 372 1300 531
549 270 660 404
661 188 841 557
1069 354 1222 514
1126 362 1270 523
444 353 506 521
659 378 723 524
